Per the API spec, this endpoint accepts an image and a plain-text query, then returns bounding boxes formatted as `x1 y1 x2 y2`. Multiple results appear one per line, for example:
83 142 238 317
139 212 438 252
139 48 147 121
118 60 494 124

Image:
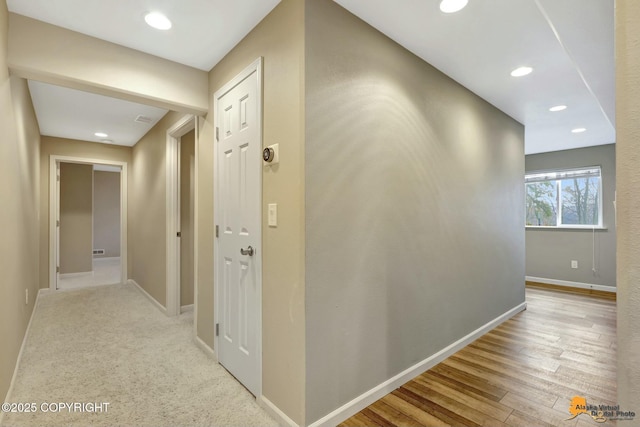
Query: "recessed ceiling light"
571 128 587 133
94 132 109 138
440 0 468 13
145 12 172 30
549 105 567 112
510 66 533 77
100 139 114 144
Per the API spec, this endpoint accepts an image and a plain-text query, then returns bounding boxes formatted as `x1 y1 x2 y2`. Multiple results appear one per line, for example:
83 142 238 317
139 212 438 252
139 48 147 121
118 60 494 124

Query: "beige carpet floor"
1 283 279 427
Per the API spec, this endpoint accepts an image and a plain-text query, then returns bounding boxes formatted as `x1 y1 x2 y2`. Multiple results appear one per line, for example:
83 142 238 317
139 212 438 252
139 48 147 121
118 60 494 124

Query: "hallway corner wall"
0 0 41 401
304 1 525 423
615 0 640 411
130 110 184 308
199 0 306 423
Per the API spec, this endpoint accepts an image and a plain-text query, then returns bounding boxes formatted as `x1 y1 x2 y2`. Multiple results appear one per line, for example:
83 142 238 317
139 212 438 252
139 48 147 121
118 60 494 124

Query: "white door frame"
213 57 263 396
49 155 128 290
166 114 196 317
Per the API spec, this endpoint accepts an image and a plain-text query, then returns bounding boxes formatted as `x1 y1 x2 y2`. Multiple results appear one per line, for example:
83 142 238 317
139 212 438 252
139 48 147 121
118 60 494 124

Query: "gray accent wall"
93 171 121 258
304 1 526 423
525 144 616 288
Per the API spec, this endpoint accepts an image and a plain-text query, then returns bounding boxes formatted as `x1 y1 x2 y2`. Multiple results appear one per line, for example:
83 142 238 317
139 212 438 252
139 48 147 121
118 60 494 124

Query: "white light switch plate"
268 203 277 227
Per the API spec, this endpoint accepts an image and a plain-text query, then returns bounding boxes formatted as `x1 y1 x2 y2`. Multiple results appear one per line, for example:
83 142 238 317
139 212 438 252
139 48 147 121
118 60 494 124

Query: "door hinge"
56 266 60 273
216 323 219 337
215 225 219 238
216 127 219 141
56 175 60 182
56 220 60 227
177 231 181 238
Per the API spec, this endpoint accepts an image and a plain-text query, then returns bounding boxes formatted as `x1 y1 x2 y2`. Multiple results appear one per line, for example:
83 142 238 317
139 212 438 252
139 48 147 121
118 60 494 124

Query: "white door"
215 59 262 396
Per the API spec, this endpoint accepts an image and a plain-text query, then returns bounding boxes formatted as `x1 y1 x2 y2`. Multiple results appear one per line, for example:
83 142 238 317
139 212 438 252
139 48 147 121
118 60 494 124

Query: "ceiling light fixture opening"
94 132 109 138
510 66 533 77
100 139 114 144
549 105 567 112
571 128 587 133
145 12 172 30
439 0 468 13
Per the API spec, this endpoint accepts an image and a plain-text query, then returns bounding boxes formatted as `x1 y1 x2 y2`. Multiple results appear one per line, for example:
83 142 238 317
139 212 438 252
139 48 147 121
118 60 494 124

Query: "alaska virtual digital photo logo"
567 396 636 423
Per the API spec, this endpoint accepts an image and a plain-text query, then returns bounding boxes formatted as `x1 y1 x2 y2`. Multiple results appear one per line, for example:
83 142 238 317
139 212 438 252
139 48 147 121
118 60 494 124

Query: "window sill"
526 226 609 231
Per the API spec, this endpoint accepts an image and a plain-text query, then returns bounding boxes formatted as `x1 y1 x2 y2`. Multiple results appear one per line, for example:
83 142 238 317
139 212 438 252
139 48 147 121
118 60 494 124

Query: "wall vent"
93 249 105 255
134 115 153 124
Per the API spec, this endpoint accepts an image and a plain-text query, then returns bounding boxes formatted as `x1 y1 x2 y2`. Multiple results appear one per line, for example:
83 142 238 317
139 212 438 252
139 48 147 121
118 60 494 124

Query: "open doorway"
179 129 196 312
166 115 196 317
49 156 128 291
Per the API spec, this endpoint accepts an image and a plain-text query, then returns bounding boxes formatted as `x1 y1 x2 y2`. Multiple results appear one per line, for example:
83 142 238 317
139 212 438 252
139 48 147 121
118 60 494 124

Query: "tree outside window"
525 167 602 228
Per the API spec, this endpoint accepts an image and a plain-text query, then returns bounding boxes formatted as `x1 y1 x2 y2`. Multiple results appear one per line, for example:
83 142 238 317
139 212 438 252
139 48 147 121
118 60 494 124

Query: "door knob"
240 246 254 256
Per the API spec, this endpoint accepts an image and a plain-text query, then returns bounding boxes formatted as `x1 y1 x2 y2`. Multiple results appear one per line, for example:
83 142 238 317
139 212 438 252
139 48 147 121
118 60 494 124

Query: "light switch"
268 203 277 227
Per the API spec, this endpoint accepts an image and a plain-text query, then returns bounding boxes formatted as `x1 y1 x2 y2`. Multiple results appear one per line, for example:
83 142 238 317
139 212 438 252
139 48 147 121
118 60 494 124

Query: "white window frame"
525 166 604 229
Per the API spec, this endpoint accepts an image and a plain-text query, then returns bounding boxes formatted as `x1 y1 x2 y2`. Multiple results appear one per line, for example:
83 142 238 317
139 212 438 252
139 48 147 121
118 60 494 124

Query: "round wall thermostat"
263 147 275 162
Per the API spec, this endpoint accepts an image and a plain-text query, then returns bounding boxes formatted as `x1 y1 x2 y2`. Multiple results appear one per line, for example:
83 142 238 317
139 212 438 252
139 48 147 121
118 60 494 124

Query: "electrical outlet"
25 288 28 305
571 260 578 269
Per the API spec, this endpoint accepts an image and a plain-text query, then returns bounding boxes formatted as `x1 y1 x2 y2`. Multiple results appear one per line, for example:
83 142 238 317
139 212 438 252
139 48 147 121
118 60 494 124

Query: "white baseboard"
128 279 167 315
308 301 528 427
59 271 92 278
258 396 300 427
526 276 616 293
194 336 217 362
181 304 194 313
0 288 42 426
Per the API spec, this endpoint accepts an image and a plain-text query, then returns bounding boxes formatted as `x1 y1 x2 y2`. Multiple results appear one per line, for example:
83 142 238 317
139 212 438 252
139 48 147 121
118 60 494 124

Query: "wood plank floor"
339 288 617 427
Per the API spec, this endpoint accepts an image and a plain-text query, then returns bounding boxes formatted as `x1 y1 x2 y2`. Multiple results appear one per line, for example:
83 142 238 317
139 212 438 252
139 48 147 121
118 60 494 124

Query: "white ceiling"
28 81 168 147
8 0 614 154
335 0 615 154
6 0 281 71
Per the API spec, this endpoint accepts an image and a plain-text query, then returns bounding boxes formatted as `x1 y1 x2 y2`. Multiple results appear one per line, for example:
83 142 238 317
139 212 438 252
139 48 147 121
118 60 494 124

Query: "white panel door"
215 62 261 397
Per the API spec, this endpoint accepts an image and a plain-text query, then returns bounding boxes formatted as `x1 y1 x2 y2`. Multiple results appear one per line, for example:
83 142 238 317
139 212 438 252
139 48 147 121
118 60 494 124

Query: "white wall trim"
308 301 528 427
166 114 196 317
194 336 217 362
48 155 128 291
193 115 200 341
93 256 120 261
258 396 300 427
128 279 167 315
59 271 93 278
526 276 616 293
0 289 43 424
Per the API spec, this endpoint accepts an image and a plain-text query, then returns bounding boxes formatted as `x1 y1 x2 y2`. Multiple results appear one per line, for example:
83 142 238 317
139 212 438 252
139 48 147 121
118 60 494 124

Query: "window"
525 167 602 228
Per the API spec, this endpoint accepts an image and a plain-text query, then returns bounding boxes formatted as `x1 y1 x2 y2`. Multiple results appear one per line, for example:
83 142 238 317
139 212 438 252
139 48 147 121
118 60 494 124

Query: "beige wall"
304 1 525 423
39 136 131 289
130 111 184 307
59 163 93 274
0 0 41 401
616 0 640 411
180 130 195 307
93 171 121 258
200 0 306 423
8 13 207 114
